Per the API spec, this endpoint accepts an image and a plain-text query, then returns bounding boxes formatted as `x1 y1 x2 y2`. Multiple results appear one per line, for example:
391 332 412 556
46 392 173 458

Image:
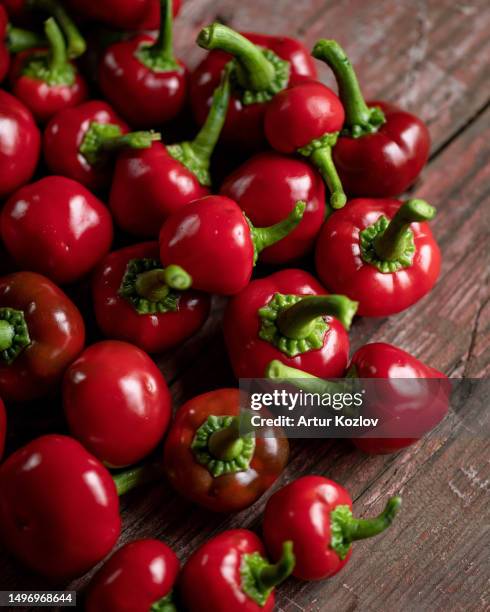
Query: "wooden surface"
1 0 490 610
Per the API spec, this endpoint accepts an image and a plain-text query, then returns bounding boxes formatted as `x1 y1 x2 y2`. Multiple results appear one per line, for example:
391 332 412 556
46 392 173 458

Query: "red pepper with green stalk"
109 65 230 237
0 398 6 460
98 0 187 129
1 176 113 285
264 80 346 209
1 10 47 83
10 17 88 123
92 242 210 354
220 152 326 264
0 89 40 199
86 539 180 612
159 197 306 295
163 388 289 512
180 530 295 612
63 341 172 468
223 269 357 379
191 23 317 152
312 40 431 197
0 272 85 403
315 198 441 316
43 100 160 190
0 435 120 580
263 476 401 580
266 340 450 455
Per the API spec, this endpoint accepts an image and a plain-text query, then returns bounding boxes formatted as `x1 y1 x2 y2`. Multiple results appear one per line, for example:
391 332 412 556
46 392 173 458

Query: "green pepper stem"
208 417 244 461
34 0 86 58
0 320 14 352
257 541 295 590
135 266 192 300
97 131 161 155
277 294 358 339
342 497 401 541
250 201 306 261
113 464 161 496
374 199 436 262
7 26 45 53
312 40 385 136
311 147 347 209
197 23 276 91
265 360 342 395
44 17 67 74
151 593 176 612
152 0 175 65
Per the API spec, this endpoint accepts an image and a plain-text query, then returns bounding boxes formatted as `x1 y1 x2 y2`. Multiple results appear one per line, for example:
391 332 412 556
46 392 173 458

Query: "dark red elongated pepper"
86 539 180 612
0 435 120 580
63 341 172 468
221 152 326 264
159 196 306 295
164 389 289 512
0 272 85 403
43 101 160 190
10 18 88 123
0 397 6 460
223 269 357 379
312 40 431 197
1 176 113 285
92 242 210 354
264 80 346 209
109 66 230 237
263 476 401 580
315 198 441 316
0 89 40 198
191 23 317 152
99 0 187 129
180 530 294 612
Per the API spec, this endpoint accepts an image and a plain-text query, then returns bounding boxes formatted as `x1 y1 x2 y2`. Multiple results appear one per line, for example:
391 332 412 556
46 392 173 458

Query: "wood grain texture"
0 0 489 610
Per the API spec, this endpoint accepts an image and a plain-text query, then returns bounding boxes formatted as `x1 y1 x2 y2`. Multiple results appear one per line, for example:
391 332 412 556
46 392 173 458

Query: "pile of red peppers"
0 1 450 609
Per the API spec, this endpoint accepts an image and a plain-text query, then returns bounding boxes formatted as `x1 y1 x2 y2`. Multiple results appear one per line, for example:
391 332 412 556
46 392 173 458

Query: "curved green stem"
79 122 161 166
310 146 347 209
374 199 436 262
136 0 179 72
45 17 66 74
208 417 244 461
265 359 342 395
7 26 45 53
257 542 295 590
249 201 306 264
135 265 192 299
33 0 86 58
166 66 231 186
312 40 385 137
113 464 161 496
0 320 14 353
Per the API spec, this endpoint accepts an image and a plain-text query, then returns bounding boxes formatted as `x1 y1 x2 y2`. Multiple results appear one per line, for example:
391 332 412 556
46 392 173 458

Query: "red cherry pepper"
191 23 317 152
315 198 441 316
159 196 306 295
1 176 113 285
10 17 88 123
92 242 210 354
99 0 187 129
0 397 6 460
43 100 160 190
264 80 346 209
109 66 230 237
164 388 289 512
0 89 40 198
63 340 172 468
313 40 431 197
223 269 357 379
1 12 47 83
263 475 401 580
180 530 294 612
86 539 180 612
0 272 85 403
220 152 326 264
0 434 120 579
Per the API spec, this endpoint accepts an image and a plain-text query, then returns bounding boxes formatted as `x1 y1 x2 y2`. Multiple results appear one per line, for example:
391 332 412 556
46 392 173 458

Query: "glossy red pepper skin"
334 101 431 197
220 152 326 264
1 176 113 285
164 389 289 512
0 89 40 199
0 397 6 461
110 142 209 237
0 272 85 403
92 242 210 354
43 100 129 190
180 530 281 612
315 198 441 317
63 340 172 468
0 5 9 82
10 49 88 123
86 539 180 612
348 342 449 454
190 31 316 152
66 0 180 30
223 269 351 379
0 434 120 580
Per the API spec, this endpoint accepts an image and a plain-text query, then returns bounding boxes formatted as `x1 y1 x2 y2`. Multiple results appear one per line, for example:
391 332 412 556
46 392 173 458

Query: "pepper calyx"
0 308 31 365
191 415 256 478
360 216 416 272
230 48 290 105
150 591 176 612
135 0 181 72
167 141 212 186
